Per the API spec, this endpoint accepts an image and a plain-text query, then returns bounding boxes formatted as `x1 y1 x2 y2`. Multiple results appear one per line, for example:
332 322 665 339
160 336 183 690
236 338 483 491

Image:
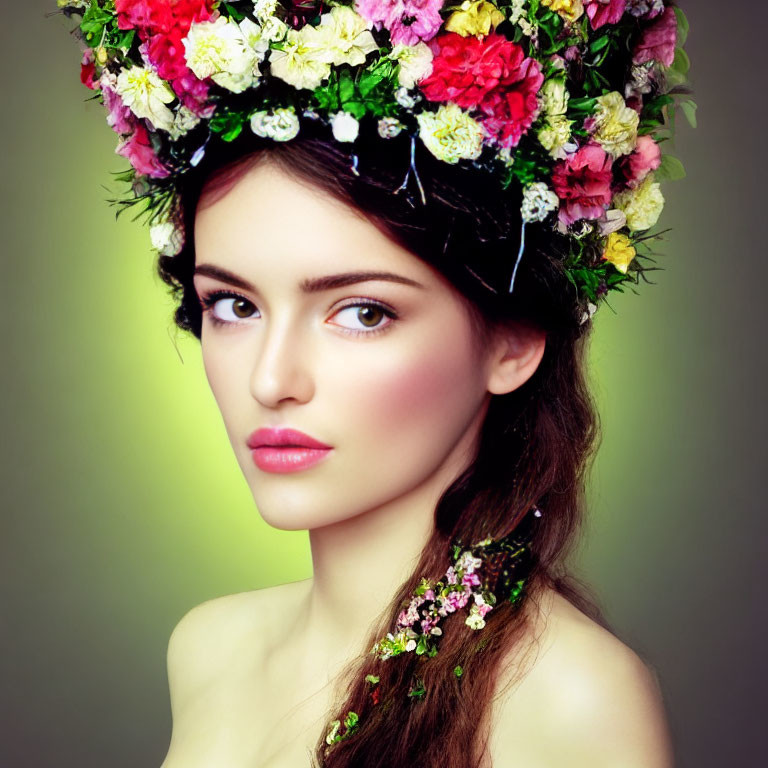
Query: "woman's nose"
249 316 314 408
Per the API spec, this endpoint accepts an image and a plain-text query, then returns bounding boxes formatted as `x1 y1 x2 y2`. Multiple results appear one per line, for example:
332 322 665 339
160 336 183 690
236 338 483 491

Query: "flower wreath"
56 0 692 323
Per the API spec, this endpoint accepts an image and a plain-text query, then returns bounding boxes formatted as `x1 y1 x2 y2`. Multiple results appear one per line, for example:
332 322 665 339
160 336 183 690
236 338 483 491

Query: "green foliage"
312 58 399 120
655 153 686 182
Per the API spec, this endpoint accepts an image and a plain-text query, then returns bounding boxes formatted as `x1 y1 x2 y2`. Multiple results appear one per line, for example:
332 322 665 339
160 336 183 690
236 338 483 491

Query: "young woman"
55 1 689 765
153 123 674 768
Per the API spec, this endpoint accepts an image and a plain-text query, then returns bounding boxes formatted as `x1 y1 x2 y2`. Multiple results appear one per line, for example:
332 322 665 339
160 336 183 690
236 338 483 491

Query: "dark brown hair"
157 117 613 767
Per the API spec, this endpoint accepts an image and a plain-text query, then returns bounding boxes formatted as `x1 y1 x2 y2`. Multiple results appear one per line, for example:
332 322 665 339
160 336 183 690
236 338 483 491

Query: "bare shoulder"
487 586 675 768
160 578 311 767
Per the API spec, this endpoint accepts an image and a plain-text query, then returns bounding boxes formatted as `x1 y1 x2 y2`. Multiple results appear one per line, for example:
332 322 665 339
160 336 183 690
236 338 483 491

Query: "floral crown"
56 0 693 323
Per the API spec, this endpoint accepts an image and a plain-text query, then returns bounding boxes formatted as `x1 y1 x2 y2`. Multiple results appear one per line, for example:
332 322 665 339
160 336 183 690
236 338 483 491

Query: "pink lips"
246 427 332 474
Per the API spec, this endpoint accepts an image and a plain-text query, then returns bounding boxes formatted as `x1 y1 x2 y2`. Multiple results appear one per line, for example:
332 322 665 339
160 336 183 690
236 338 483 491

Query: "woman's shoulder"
486 585 675 767
164 579 310 702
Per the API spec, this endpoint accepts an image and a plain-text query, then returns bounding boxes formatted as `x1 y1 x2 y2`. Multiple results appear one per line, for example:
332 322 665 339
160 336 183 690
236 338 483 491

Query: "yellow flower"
445 0 505 38
416 103 485 164
614 174 665 231
601 232 636 274
541 0 584 23
591 91 640 158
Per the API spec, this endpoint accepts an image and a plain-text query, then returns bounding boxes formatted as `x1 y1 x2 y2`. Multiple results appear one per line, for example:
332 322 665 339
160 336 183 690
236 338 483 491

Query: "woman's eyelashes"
198 289 398 336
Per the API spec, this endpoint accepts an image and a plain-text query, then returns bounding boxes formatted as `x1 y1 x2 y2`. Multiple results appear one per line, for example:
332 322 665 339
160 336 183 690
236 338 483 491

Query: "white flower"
540 78 569 116
253 0 279 24
331 111 360 142
579 301 598 326
315 6 378 67
260 15 289 43
388 42 434 89
268 25 332 90
394 86 421 110
378 116 404 139
168 105 202 141
183 16 259 93
114 65 176 132
405 639 417 652
416 103 485 164
465 604 486 630
149 220 184 256
238 16 271 60
613 174 665 231
508 0 527 24
591 91 640 158
521 183 560 223
250 107 300 141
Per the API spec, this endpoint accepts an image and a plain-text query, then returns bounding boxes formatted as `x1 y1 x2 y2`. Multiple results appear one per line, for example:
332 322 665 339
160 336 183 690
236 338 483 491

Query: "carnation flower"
589 91 640 158
354 0 445 47
583 0 626 30
552 143 613 225
613 173 664 230
444 0 505 38
116 123 171 178
388 42 434 89
521 182 560 222
268 24 332 90
633 5 677 68
238 17 273 61
538 115 576 159
541 0 584 24
80 48 97 89
331 111 360 142
419 32 543 148
100 71 136 135
417 103 486 163
149 219 184 255
115 65 176 132
601 232 636 274
619 134 661 188
315 6 378 67
183 15 260 93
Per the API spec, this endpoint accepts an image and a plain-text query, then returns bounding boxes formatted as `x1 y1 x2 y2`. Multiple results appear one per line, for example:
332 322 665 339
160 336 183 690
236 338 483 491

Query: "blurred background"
1 2 765 766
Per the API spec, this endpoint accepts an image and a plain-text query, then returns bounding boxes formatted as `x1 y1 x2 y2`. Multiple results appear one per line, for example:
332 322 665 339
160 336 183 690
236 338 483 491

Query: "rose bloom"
115 123 171 178
551 142 614 225
584 0 626 29
633 5 678 67
618 134 662 188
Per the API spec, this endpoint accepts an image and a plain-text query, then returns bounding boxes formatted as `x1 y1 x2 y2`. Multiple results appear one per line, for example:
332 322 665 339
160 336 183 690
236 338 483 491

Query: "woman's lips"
250 446 332 473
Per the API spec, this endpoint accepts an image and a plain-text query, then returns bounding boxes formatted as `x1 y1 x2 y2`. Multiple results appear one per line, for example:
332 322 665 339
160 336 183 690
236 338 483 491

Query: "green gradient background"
2 3 764 766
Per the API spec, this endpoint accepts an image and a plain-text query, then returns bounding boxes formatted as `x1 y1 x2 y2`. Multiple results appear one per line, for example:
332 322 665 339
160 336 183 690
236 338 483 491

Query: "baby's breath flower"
416 103 485 164
168 106 201 141
394 86 421 110
115 65 176 132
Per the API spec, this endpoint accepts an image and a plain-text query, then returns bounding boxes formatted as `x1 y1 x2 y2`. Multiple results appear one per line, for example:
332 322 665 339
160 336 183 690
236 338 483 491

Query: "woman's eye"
200 291 259 325
329 303 396 334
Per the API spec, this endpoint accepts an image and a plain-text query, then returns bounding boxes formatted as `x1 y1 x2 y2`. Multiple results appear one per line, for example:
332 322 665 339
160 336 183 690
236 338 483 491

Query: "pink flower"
172 71 215 118
115 0 215 35
101 78 136 135
355 0 444 46
419 32 543 148
462 571 481 587
552 143 614 225
633 6 677 67
477 603 493 618
116 123 171 178
584 0 626 30
445 565 458 585
619 134 661 188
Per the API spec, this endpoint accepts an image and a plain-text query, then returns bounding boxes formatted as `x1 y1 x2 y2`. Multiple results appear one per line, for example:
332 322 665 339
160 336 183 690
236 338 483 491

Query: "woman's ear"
485 321 547 396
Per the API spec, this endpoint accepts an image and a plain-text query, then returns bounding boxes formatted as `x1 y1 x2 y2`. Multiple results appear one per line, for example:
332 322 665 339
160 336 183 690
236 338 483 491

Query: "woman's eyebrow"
193 265 425 293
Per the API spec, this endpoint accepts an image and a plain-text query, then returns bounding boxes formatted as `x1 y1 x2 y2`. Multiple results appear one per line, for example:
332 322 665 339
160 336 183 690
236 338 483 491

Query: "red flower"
114 0 214 35
80 48 97 90
584 0 626 30
633 6 677 68
552 143 613 225
418 32 543 148
618 134 661 188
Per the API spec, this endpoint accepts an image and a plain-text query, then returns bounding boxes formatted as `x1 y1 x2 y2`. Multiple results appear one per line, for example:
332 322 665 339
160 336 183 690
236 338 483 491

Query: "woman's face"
192 159 503 531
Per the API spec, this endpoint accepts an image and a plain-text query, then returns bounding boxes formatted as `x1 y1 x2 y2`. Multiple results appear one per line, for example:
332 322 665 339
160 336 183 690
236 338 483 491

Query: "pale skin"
160 160 675 768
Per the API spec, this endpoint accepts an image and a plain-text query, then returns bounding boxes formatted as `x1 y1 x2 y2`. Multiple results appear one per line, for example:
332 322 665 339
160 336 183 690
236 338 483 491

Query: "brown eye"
232 298 254 318
329 302 396 334
357 306 384 327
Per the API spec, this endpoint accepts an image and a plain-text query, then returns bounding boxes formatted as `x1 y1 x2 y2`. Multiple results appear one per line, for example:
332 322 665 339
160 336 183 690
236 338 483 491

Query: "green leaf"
222 2 246 21
453 665 463 678
674 6 689 48
589 35 611 54
656 154 686 182
339 71 355 104
680 99 697 129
